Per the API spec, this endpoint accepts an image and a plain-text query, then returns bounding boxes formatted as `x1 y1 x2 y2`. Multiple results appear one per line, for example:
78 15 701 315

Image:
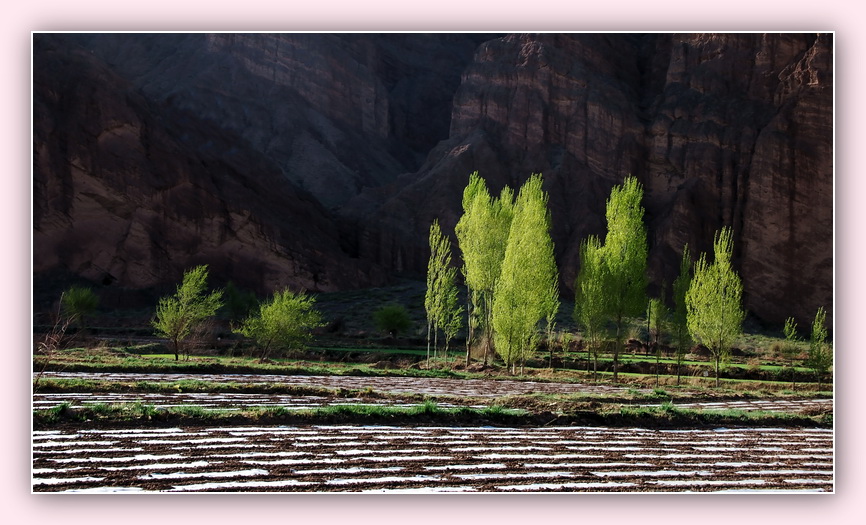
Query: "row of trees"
152 265 323 362
425 173 560 374
426 172 833 386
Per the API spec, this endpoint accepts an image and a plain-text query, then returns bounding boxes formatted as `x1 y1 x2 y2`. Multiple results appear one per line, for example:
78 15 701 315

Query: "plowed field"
32 425 833 493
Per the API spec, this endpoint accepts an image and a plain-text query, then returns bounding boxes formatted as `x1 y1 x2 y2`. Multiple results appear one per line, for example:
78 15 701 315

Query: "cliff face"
357 33 832 327
32 35 389 301
32 33 832 326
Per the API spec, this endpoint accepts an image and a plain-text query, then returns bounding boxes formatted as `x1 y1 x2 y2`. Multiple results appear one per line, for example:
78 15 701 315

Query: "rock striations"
32 33 832 326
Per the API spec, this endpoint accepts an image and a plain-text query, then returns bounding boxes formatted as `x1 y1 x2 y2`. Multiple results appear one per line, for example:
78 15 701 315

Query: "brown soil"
32 425 833 493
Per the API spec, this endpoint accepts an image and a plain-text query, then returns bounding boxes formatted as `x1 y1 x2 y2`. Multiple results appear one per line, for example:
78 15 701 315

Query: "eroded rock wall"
33 33 832 326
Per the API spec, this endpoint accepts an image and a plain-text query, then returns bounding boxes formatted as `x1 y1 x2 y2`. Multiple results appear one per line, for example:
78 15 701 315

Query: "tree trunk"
714 353 720 388
464 296 472 367
434 327 439 368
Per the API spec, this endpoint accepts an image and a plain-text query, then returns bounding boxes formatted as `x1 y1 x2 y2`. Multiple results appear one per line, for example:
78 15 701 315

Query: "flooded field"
32 425 833 493
32 392 482 410
37 371 648 397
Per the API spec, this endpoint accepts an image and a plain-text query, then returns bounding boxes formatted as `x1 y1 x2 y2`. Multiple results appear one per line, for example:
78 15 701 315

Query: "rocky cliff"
354 33 833 327
32 33 832 326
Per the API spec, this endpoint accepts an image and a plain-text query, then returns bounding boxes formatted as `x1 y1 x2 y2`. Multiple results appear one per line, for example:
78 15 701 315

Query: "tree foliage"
806 306 832 388
374 303 412 338
685 227 745 387
235 289 323 362
574 235 609 381
671 245 693 385
600 176 648 382
425 220 463 365
152 265 224 361
492 173 559 374
780 316 801 389
60 285 99 330
455 172 513 365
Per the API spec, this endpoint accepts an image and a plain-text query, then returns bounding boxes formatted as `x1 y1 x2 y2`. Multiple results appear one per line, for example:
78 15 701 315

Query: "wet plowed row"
32 392 482 410
639 399 832 413
33 392 830 414
38 372 647 397
32 425 833 493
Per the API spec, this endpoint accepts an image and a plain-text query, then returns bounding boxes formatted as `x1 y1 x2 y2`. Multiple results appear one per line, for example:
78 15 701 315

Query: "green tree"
455 172 514 366
234 289 323 363
60 285 99 331
685 227 745 387
600 176 648 382
781 317 801 390
492 174 559 374
425 220 463 366
806 306 832 389
647 293 669 388
671 245 693 386
574 235 609 382
373 303 412 338
152 265 224 361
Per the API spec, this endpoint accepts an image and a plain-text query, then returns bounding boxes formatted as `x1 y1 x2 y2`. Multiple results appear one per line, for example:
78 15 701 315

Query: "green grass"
612 404 830 427
32 401 529 426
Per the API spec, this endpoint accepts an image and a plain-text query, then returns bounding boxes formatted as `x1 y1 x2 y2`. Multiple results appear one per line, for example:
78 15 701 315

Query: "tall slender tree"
686 227 745 387
781 316 801 390
647 291 669 388
574 235 609 382
806 306 832 389
455 172 513 366
671 245 693 386
425 220 462 367
600 176 648 383
492 174 559 374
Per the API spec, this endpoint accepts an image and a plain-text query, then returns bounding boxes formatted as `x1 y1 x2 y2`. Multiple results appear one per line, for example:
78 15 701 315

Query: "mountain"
32 33 832 326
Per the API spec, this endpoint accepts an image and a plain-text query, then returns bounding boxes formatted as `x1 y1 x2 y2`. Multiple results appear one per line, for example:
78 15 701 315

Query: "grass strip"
33 399 831 429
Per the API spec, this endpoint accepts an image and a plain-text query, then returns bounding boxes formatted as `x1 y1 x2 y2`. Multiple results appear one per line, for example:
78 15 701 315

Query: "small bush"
373 303 412 337
61 286 99 329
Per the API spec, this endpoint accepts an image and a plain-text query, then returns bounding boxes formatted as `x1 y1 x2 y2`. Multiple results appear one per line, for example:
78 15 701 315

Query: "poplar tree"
425 220 462 366
492 174 559 374
686 227 745 387
647 293 669 388
600 176 648 383
574 235 609 382
671 245 692 385
781 317 801 390
806 306 832 389
455 172 513 366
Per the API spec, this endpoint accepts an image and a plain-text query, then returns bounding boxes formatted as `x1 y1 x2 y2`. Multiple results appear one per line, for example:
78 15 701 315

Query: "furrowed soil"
33 363 834 493
33 425 833 493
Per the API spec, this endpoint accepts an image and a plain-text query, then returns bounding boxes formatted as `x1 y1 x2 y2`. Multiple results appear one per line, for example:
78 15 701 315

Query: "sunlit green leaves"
235 289 323 362
685 227 745 387
492 173 559 372
152 265 223 360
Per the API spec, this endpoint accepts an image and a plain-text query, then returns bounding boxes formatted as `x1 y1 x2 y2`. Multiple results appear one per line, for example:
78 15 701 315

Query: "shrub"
373 303 412 338
60 285 99 329
235 289 324 362
152 265 223 361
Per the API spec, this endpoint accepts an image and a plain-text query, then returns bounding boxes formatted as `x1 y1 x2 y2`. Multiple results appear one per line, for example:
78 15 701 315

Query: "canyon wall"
32 33 832 326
